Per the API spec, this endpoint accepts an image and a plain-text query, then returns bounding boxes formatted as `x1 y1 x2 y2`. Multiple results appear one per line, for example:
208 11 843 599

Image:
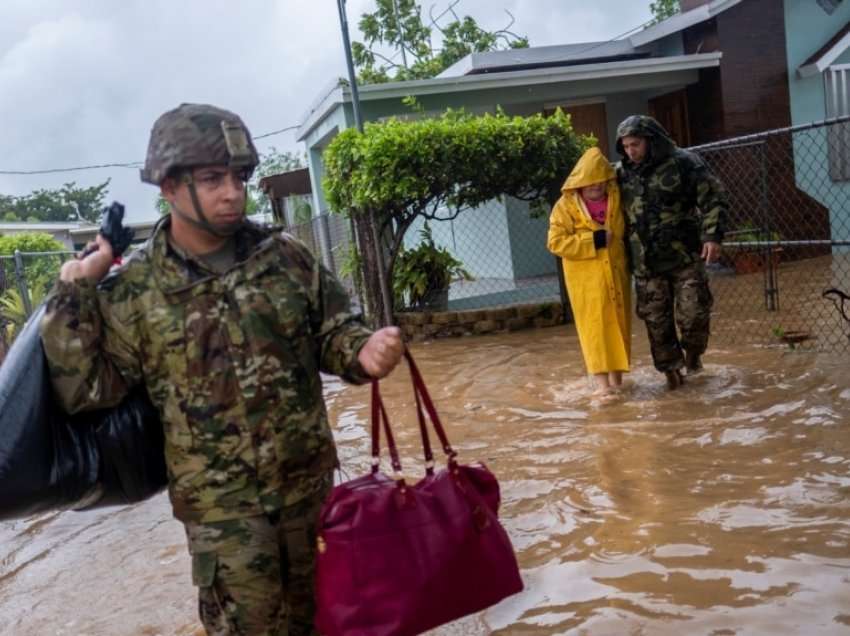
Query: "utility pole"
336 0 365 132
336 0 394 326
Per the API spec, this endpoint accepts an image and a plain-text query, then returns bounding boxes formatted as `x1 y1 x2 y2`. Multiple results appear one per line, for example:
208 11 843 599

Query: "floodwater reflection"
1 325 849 635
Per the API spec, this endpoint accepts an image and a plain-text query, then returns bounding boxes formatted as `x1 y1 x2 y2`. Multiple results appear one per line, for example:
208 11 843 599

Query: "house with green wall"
297 0 850 309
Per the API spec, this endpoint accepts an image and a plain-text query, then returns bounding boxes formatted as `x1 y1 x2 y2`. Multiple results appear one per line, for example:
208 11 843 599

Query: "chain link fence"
691 117 850 353
0 250 72 357
286 206 562 315
396 198 561 312
286 212 358 304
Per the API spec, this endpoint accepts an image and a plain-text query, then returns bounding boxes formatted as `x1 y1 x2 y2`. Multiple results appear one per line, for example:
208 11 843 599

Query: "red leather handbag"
314 350 523 636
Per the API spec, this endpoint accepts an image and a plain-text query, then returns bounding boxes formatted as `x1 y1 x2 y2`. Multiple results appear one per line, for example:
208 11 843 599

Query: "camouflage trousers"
634 262 713 372
183 472 333 636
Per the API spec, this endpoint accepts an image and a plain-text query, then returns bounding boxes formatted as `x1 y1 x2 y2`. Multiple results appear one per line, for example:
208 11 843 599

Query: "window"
825 64 850 181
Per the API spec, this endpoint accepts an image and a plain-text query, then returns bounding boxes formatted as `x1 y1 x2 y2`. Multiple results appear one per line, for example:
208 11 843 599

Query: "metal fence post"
13 250 32 318
758 143 779 311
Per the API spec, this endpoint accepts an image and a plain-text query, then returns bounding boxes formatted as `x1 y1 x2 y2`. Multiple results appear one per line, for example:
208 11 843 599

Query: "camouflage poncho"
615 115 728 277
40 217 373 523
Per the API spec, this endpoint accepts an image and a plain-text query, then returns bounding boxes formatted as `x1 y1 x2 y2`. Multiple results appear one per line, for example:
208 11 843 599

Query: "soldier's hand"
60 234 114 283
359 326 404 379
701 241 721 264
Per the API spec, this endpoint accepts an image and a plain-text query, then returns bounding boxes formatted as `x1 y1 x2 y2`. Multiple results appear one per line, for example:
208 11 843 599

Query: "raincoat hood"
615 115 676 165
561 147 616 193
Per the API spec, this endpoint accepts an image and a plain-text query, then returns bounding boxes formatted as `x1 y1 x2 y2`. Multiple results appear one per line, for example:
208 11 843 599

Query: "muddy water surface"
1 325 849 635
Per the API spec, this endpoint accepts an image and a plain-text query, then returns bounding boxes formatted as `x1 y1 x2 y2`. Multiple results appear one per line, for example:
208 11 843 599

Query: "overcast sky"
0 1 654 222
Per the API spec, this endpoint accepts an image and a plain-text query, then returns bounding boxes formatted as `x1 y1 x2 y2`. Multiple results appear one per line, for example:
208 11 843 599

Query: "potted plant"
392 222 471 311
725 225 783 274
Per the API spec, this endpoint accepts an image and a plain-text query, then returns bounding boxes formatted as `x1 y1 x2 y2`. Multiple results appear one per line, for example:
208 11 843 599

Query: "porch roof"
798 19 850 77
296 52 722 142
259 168 312 198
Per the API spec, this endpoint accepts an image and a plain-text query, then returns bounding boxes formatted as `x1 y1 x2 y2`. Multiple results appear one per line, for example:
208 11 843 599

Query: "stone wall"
395 301 566 341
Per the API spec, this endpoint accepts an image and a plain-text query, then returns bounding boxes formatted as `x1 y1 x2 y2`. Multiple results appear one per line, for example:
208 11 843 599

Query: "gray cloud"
0 0 652 222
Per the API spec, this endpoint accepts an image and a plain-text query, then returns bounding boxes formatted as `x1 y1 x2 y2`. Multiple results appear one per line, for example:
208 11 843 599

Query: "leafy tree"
323 108 590 322
0 232 68 311
0 232 66 255
249 147 306 219
650 0 679 23
0 180 110 224
155 193 170 217
353 0 529 84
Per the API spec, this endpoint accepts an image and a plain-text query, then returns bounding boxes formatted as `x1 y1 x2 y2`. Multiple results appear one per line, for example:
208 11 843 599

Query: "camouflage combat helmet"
140 103 259 185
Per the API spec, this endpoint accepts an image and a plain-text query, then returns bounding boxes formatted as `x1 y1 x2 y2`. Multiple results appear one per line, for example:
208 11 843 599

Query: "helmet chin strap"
170 175 244 238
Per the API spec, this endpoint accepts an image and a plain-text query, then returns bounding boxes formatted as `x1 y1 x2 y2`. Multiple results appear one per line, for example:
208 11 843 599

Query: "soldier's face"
621 135 648 164
162 165 248 234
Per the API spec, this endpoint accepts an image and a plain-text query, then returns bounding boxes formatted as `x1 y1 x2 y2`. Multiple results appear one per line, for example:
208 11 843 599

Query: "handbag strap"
368 349 458 479
371 380 403 477
404 349 457 463
411 368 435 475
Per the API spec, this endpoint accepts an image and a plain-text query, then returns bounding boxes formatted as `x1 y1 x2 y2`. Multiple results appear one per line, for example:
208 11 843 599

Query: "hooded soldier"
615 115 729 389
548 146 631 395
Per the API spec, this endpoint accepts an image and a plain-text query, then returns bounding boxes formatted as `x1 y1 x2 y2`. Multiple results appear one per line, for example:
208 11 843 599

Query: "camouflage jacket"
40 217 373 523
616 116 728 277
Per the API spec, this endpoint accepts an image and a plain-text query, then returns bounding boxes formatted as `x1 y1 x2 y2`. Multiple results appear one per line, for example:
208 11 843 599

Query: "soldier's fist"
60 234 114 283
358 326 404 379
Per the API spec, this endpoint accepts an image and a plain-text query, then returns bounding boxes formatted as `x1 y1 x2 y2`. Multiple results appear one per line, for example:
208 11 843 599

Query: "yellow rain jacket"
547 147 631 374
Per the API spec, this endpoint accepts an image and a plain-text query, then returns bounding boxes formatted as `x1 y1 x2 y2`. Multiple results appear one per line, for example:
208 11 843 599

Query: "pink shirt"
582 195 608 225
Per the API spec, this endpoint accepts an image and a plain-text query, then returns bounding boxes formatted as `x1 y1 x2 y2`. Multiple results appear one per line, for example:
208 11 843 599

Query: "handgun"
80 202 135 258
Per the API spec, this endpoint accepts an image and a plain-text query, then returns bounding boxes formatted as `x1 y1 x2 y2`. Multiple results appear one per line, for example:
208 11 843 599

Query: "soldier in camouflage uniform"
615 115 728 389
40 103 404 635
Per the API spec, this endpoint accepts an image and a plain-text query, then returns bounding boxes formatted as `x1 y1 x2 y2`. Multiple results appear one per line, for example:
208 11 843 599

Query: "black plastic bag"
0 305 167 521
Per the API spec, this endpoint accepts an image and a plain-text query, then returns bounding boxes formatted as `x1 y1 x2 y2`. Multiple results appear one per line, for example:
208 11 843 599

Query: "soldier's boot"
685 351 703 375
664 369 684 390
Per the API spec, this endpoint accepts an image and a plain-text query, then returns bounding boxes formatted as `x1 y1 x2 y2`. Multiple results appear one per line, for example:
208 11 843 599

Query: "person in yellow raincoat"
547 147 631 396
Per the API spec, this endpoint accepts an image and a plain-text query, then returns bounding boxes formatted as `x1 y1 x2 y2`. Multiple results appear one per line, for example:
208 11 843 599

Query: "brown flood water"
1 325 849 635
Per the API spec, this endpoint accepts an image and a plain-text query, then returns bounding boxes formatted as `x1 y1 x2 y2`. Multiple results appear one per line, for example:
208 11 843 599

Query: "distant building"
0 220 157 251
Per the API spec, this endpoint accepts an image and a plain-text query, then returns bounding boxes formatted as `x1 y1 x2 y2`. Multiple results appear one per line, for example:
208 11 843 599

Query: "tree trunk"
353 211 392 328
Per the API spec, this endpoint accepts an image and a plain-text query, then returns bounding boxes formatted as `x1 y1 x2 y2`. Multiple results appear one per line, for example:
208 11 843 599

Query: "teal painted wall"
784 0 850 247
785 0 850 125
304 106 348 215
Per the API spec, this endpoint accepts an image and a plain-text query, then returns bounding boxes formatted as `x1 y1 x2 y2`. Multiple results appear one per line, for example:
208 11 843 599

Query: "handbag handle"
369 348 458 481
371 380 403 477
403 348 456 463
